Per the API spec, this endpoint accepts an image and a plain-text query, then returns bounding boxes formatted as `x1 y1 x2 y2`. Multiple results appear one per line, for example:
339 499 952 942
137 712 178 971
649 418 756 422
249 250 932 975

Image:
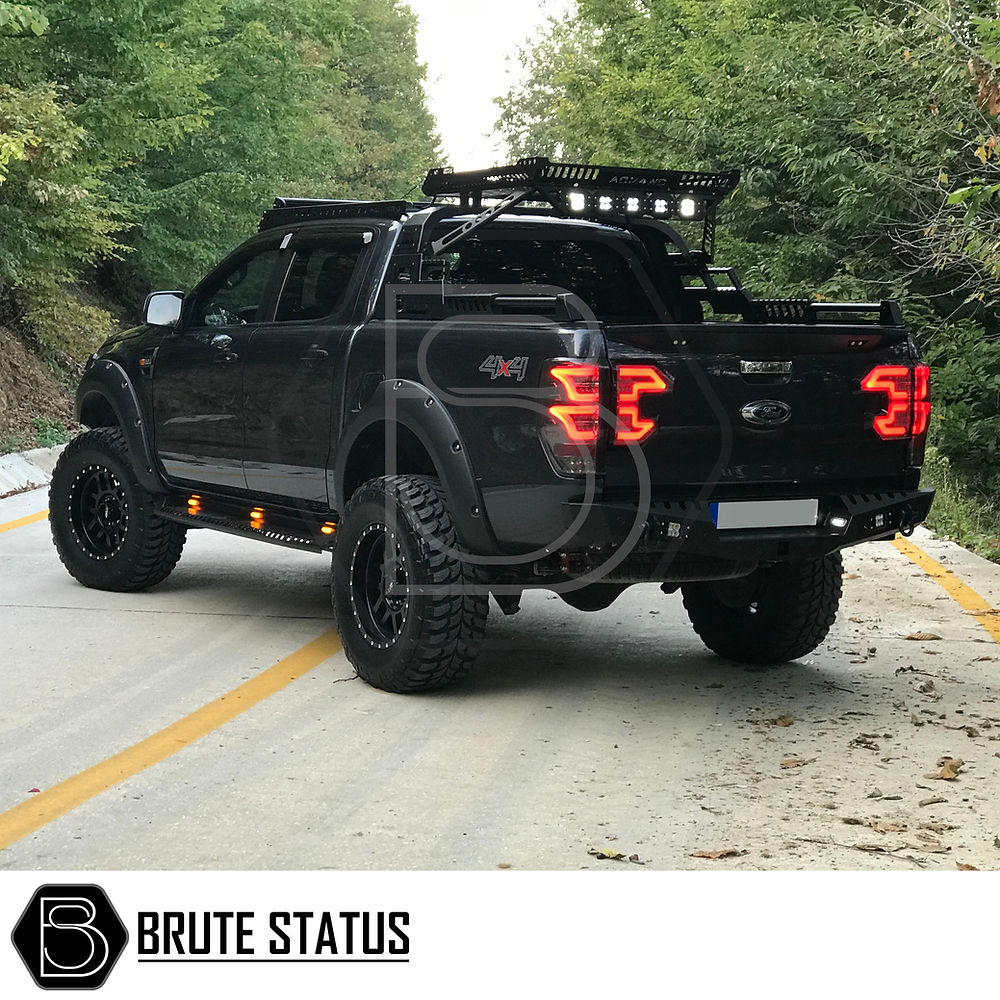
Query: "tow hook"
899 504 917 537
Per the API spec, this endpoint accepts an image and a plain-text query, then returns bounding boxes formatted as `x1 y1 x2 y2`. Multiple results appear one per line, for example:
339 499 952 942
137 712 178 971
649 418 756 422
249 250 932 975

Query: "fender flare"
76 359 166 494
333 379 500 555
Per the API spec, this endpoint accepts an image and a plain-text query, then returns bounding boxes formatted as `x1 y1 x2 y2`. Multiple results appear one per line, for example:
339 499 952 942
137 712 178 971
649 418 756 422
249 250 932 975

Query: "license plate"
710 499 819 530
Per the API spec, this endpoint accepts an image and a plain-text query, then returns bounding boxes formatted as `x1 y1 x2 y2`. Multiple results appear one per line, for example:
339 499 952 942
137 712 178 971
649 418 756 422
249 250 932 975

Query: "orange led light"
187 495 201 513
321 523 336 535
250 507 265 529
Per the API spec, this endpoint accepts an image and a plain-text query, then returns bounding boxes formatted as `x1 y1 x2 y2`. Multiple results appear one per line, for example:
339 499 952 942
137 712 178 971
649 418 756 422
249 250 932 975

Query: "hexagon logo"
11 884 128 990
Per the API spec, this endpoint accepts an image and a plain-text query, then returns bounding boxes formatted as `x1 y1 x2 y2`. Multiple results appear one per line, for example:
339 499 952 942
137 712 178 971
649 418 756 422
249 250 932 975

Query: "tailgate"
602 322 921 497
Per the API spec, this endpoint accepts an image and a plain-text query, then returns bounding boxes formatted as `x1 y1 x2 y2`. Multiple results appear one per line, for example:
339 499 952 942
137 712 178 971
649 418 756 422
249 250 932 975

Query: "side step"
158 493 337 553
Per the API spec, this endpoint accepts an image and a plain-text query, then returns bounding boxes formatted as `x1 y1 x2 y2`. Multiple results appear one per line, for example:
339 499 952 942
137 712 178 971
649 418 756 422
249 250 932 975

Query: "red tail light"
861 364 931 440
615 365 670 444
549 363 601 442
912 363 930 436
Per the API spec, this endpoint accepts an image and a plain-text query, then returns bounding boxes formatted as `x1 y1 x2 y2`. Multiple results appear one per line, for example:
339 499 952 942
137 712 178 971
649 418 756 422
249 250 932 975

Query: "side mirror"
144 291 184 328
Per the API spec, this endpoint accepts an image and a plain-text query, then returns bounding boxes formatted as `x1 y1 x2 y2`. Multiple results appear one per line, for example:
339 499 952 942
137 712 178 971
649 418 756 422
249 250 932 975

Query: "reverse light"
615 365 670 444
861 364 931 440
568 191 586 213
679 197 697 218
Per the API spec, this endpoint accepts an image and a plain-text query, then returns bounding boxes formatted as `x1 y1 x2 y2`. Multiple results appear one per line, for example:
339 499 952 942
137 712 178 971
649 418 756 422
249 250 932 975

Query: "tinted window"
191 248 280 327
438 236 658 322
275 239 365 322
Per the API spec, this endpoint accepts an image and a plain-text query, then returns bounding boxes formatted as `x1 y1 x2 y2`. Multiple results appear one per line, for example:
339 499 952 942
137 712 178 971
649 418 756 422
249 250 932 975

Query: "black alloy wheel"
349 522 411 649
68 464 130 560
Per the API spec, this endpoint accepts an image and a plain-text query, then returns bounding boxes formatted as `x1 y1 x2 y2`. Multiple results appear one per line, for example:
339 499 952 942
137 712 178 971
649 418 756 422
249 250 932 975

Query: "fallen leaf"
925 756 964 780
497 863 512 869
919 821 958 833
910 713 925 727
842 817 865 825
962 608 999 617
587 847 626 861
956 862 979 870
780 757 817 768
994 836 1000 849
28 788 40 794
774 715 794 727
905 632 942 641
848 616 864 623
869 820 907 834
587 847 645 865
853 842 905 854
689 848 747 859
907 840 949 853
919 796 948 807
849 736 881 751
845 574 861 579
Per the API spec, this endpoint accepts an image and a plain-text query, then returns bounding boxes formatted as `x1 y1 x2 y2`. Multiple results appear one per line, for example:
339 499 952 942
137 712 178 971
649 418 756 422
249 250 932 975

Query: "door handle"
211 334 233 350
300 346 329 362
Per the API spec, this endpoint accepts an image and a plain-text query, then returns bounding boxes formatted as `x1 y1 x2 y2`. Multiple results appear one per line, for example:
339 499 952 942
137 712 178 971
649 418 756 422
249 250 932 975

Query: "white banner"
0 871 994 998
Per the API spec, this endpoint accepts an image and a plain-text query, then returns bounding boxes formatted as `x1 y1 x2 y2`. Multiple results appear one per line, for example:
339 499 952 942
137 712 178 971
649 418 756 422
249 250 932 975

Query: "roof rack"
421 156 740 260
258 198 420 233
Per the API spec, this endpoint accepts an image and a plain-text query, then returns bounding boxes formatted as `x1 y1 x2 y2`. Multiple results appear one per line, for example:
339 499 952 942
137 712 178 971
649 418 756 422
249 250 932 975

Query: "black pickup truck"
49 157 934 691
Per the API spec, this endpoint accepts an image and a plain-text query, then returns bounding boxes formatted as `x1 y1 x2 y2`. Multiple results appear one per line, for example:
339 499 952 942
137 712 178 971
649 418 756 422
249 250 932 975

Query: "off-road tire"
332 475 489 693
49 427 186 591
681 553 843 664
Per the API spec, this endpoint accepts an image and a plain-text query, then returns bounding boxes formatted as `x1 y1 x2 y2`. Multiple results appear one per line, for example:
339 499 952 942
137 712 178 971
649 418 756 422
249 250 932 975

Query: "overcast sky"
407 0 574 170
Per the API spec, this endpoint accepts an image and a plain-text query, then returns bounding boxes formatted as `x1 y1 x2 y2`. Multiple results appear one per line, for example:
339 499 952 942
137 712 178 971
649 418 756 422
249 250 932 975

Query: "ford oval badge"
741 399 792 427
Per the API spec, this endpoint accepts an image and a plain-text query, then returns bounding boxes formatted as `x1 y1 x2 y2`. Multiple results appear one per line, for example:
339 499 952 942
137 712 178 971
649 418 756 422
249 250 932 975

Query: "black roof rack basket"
421 156 740 260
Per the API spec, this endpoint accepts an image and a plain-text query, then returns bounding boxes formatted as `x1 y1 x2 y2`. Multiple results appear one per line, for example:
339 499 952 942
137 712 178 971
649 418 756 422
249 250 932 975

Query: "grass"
0 420 69 456
920 445 1000 564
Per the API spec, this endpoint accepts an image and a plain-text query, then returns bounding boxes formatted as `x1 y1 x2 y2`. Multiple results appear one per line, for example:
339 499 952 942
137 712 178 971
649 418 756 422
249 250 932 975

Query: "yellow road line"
0 629 343 851
892 536 1000 645
0 509 48 534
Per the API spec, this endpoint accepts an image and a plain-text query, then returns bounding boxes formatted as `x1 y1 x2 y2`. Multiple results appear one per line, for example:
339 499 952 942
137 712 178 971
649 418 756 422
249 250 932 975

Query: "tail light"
614 365 670 444
544 362 602 476
861 364 930 440
549 364 601 442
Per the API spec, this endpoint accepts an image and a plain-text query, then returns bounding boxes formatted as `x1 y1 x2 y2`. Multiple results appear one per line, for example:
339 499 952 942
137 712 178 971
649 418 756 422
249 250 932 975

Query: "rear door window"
274 237 368 322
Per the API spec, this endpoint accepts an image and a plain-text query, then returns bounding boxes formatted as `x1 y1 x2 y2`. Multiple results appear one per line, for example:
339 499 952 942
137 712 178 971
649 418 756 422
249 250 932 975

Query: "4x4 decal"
479 355 529 381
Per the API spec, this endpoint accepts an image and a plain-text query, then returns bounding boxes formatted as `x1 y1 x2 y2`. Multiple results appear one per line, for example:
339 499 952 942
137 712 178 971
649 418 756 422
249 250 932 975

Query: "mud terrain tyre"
681 553 843 664
49 428 186 591
332 475 489 693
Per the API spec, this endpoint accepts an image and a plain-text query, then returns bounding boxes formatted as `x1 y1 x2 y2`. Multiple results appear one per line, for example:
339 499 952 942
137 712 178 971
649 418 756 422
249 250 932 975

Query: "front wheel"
49 427 186 592
681 554 843 664
332 475 489 692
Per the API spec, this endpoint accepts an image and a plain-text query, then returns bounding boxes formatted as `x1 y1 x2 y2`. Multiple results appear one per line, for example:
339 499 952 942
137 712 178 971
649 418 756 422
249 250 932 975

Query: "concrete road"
1 485 998 870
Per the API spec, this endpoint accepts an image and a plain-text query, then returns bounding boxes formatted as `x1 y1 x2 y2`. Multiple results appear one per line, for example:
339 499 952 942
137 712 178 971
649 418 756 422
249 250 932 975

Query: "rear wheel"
332 475 489 692
681 554 843 664
49 428 186 591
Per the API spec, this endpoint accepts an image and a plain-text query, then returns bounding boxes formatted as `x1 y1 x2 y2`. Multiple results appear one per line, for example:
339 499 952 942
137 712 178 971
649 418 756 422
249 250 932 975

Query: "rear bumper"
488 487 934 582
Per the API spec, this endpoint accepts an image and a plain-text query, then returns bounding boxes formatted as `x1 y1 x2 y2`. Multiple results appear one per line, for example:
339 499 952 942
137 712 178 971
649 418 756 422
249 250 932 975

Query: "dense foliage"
0 0 437 354
497 0 1000 501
